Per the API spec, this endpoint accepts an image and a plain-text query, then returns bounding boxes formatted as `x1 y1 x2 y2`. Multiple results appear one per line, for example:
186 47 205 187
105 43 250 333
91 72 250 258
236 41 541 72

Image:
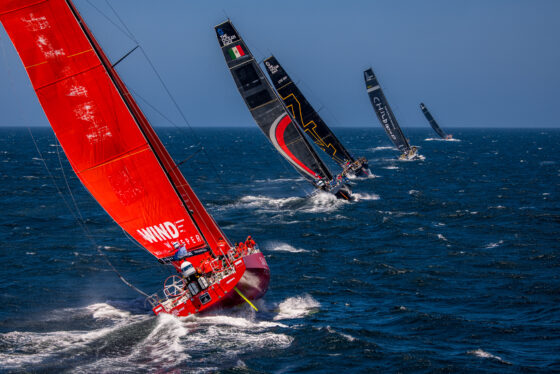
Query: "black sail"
215 21 332 183
420 102 447 139
263 56 355 167
363 68 411 153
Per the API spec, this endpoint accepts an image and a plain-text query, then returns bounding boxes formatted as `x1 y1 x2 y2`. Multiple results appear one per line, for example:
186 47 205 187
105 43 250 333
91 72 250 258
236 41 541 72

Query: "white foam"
233 195 302 213
485 240 504 249
437 234 448 241
352 192 380 201
468 349 510 364
383 165 399 170
424 137 461 142
346 172 377 180
368 146 396 152
274 294 320 320
326 326 356 341
409 189 420 195
302 191 346 213
266 242 309 253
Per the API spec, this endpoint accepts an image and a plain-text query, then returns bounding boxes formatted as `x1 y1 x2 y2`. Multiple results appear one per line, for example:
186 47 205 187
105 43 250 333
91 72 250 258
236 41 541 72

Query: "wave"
367 146 396 152
266 241 309 253
352 193 380 201
424 138 461 142
467 349 511 364
346 172 377 180
274 294 320 320
484 240 504 249
253 177 306 183
437 234 448 241
0 302 294 372
383 165 399 170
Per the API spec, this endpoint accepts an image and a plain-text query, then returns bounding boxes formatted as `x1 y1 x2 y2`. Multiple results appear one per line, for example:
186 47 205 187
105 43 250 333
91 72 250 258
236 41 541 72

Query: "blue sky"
1 0 559 128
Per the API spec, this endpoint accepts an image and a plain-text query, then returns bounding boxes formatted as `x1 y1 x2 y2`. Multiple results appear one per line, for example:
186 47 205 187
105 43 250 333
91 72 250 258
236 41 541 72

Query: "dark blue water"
0 127 558 373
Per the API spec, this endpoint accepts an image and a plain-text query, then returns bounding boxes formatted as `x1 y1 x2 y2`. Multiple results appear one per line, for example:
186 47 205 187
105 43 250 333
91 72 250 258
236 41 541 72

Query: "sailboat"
420 102 453 140
363 68 421 160
263 56 371 178
215 20 352 200
0 0 269 317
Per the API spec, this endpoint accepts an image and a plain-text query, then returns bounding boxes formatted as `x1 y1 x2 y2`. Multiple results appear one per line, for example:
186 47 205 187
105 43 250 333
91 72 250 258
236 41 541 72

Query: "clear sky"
1 0 559 128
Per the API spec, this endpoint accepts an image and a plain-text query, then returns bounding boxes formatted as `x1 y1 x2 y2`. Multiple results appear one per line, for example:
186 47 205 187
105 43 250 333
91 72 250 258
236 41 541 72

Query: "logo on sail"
137 220 202 246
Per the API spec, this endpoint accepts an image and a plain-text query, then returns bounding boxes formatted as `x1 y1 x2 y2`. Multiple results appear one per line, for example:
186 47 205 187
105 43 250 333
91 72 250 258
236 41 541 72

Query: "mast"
363 68 411 153
263 55 355 167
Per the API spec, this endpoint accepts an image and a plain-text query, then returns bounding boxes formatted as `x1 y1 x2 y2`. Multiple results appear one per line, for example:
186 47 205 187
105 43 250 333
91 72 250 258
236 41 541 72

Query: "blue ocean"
0 126 558 373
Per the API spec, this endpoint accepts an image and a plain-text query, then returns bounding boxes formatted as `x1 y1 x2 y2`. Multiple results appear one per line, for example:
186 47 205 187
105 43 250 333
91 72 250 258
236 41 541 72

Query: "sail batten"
0 0 227 260
215 20 332 184
363 68 411 153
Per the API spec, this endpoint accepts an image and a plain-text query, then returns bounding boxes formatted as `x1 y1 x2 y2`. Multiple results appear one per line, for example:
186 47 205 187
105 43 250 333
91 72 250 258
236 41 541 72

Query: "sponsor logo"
265 60 279 74
217 28 237 46
137 220 202 246
373 98 397 140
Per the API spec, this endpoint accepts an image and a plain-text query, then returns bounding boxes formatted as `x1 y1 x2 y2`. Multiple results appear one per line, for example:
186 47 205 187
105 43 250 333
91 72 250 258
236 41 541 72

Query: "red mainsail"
0 0 228 260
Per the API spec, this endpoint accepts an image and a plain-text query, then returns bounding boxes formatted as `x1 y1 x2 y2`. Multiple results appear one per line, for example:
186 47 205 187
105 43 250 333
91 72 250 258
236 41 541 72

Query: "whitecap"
274 294 320 320
301 191 346 213
383 165 399 170
485 240 504 249
367 146 395 152
326 326 355 342
352 192 380 201
468 349 510 364
437 234 448 241
266 242 309 253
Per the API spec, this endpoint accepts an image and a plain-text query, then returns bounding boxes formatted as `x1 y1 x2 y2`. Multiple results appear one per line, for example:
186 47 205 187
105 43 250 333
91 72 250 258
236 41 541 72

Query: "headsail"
420 102 448 139
215 20 332 184
263 56 354 167
0 0 228 261
363 68 411 153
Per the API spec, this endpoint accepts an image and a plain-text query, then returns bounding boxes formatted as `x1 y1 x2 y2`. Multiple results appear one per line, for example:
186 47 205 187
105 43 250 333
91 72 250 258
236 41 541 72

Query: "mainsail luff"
363 68 411 153
215 20 333 183
0 0 227 261
420 102 447 139
263 55 355 167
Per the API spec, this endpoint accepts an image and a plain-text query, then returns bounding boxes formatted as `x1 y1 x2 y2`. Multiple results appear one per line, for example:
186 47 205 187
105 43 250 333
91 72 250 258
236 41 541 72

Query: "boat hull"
151 252 270 317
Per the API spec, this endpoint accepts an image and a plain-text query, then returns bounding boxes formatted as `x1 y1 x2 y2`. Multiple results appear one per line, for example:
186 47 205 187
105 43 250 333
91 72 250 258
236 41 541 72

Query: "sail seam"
77 145 150 174
31 63 102 92
0 0 48 16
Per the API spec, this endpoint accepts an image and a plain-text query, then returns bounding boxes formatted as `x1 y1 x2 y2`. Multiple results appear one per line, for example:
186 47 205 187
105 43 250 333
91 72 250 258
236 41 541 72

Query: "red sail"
0 0 228 260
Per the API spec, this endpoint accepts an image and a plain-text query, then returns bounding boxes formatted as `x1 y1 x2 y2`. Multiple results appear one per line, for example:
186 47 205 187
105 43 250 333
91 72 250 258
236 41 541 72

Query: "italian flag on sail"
228 45 245 60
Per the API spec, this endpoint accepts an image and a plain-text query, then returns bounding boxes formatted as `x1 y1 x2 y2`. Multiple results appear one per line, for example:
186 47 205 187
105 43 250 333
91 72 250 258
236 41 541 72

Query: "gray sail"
363 68 411 153
215 20 332 183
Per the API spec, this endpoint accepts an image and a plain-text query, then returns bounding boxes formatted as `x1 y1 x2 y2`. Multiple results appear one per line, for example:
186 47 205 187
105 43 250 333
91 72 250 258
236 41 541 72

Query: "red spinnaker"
0 0 227 260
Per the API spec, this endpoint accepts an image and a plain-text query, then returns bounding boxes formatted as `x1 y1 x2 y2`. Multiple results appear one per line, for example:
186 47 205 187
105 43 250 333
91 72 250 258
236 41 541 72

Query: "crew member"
245 235 256 249
216 237 228 257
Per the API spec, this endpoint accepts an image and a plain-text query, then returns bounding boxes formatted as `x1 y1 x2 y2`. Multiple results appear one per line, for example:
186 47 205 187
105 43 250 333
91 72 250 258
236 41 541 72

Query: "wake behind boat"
215 20 352 200
420 102 453 140
363 68 422 161
263 56 371 179
0 0 269 317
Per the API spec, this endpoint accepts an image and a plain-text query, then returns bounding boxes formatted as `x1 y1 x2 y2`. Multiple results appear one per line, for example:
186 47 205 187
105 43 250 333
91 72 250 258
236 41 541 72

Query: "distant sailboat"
363 68 421 160
263 56 371 178
215 20 352 200
0 0 269 316
420 102 453 140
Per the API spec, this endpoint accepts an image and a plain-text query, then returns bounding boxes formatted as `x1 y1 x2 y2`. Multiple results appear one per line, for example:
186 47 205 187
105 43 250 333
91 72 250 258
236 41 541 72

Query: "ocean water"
0 126 558 373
